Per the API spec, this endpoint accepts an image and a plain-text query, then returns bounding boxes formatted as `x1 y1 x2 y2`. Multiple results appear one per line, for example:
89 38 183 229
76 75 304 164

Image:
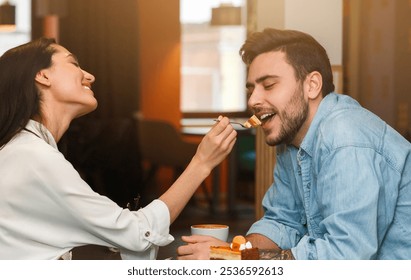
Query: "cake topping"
240 242 253 251
230 235 252 251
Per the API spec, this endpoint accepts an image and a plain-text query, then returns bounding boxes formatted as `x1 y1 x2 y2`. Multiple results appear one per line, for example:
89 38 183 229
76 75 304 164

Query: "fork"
213 119 248 128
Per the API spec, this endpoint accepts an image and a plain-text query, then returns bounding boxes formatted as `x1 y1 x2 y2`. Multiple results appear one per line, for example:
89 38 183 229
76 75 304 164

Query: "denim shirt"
247 93 411 259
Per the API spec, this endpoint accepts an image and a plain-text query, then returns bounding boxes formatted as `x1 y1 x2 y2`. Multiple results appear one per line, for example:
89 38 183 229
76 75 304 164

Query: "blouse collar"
25 120 58 149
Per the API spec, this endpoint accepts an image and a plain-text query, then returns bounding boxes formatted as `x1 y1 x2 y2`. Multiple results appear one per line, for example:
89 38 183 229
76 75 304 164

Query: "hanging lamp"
0 1 16 32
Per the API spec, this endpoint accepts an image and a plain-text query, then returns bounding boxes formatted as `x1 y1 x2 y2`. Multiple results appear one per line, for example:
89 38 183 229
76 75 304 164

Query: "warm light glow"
0 24 15 32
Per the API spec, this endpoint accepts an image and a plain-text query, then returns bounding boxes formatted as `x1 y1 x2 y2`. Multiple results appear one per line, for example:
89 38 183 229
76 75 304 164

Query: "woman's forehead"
51 44 71 56
51 44 76 60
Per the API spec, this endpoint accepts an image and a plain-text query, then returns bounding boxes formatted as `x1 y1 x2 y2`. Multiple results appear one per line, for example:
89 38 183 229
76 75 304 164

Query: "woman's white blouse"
0 120 174 260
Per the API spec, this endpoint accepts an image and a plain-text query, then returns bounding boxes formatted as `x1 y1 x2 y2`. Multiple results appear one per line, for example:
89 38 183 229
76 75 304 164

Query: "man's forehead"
247 52 290 81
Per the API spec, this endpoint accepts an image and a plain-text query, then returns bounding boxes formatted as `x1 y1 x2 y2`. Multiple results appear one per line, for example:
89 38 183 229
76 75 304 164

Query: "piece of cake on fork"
243 115 262 128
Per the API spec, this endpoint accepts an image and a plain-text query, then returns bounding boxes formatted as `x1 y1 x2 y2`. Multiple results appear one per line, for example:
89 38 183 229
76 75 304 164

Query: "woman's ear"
35 70 51 87
305 71 322 100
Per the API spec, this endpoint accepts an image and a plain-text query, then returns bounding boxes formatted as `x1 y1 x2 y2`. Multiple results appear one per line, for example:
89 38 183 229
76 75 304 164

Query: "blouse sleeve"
20 142 174 258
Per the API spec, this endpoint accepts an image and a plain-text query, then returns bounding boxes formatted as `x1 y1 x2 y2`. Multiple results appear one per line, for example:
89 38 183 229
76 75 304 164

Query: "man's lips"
259 113 276 123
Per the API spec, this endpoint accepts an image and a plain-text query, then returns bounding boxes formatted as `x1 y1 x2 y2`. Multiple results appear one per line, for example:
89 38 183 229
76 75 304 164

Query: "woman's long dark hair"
0 37 56 148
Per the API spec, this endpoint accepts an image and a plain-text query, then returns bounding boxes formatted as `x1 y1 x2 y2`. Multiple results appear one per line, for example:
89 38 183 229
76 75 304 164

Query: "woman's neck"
33 114 72 143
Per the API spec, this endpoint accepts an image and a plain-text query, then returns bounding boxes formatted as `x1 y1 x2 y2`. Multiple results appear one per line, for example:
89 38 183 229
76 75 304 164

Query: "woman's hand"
192 116 237 174
177 235 229 260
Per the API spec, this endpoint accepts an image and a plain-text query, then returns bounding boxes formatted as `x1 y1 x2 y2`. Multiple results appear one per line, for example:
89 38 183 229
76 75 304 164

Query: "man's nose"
247 88 262 108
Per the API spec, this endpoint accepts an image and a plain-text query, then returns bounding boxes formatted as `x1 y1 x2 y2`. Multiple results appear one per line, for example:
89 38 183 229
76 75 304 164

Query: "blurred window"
180 0 247 114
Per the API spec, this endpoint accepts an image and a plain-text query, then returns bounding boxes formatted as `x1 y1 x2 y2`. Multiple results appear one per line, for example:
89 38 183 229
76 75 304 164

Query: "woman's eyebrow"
66 53 79 62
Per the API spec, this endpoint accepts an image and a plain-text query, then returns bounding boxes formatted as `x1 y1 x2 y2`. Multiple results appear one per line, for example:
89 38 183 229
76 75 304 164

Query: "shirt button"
145 231 150 237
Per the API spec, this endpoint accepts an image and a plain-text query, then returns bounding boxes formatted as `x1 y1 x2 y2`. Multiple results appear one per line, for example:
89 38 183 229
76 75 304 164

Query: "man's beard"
266 86 309 146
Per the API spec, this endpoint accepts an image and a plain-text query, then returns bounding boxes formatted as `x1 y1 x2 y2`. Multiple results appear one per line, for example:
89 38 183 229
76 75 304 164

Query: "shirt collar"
25 120 58 149
299 93 339 157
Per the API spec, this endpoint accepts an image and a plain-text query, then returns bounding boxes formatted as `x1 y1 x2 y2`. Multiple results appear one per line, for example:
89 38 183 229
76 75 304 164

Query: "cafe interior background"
1 0 410 258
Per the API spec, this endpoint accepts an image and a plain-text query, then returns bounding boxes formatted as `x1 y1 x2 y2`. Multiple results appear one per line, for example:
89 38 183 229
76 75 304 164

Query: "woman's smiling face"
40 44 98 119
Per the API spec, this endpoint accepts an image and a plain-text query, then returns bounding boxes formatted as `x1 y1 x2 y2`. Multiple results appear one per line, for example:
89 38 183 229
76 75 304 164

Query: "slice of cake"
209 246 241 260
210 235 259 260
243 115 262 128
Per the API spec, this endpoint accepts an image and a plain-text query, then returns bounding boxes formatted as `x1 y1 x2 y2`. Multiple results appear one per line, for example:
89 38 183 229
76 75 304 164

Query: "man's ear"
305 71 322 100
35 70 51 87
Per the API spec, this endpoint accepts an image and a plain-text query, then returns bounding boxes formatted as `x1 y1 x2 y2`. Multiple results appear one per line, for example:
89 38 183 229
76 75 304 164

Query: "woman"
0 38 237 260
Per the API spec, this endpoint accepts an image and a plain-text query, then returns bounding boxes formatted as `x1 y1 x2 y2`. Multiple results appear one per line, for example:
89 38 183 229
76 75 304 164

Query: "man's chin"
265 135 281 147
262 127 281 146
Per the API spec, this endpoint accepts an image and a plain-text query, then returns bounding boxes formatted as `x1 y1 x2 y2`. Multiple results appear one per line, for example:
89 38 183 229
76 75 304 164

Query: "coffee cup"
190 224 229 241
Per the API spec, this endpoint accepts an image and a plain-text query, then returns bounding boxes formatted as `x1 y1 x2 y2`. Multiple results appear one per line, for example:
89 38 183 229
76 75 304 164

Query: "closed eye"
255 75 279 90
264 83 275 90
67 53 81 68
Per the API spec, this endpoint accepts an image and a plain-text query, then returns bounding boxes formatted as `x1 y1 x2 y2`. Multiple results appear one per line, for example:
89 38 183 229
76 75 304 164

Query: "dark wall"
33 0 140 118
31 0 143 207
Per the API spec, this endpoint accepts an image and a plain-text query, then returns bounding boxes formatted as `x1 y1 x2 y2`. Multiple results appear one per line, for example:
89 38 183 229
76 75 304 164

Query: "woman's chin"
75 103 98 118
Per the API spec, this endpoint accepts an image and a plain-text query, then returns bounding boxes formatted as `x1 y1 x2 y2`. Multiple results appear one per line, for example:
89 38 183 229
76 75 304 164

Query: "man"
177 28 411 260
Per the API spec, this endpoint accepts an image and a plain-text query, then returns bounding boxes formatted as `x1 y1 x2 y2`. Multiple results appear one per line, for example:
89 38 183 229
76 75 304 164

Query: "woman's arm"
159 116 237 223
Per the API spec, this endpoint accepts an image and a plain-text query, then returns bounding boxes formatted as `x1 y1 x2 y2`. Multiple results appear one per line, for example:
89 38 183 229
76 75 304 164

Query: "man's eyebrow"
245 81 254 89
246 75 279 88
255 75 279 84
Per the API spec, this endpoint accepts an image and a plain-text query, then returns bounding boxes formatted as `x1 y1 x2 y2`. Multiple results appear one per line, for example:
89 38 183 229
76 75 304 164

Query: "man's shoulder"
315 95 381 141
